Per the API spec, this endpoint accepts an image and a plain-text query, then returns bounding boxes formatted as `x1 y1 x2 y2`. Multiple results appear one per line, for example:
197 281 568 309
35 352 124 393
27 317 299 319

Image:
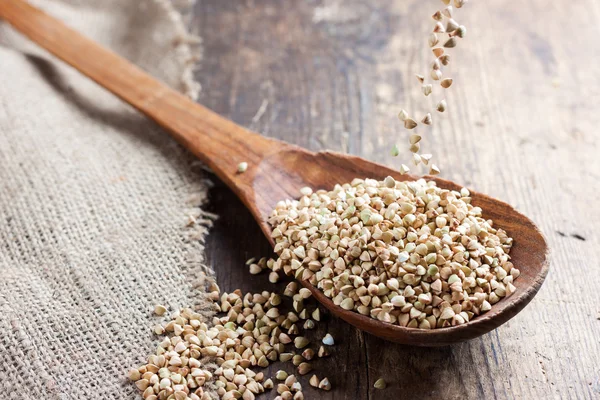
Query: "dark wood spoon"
0 0 549 346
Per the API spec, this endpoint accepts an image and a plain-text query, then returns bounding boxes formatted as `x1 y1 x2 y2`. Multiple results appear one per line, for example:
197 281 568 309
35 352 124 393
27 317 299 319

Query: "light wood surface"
195 0 600 398
0 0 550 348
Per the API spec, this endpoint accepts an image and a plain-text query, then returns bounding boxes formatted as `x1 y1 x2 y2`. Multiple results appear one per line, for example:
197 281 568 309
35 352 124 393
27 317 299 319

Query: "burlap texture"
0 1 215 398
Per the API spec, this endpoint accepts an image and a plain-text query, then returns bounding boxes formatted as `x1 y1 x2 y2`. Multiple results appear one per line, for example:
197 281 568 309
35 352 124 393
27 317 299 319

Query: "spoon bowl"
0 0 549 346
251 148 549 345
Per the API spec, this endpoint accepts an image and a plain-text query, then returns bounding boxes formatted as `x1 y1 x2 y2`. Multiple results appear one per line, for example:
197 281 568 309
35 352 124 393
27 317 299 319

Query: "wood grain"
195 0 600 398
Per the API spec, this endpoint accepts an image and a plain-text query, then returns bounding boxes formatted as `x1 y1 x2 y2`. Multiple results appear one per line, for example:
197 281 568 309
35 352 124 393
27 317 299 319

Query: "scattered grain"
410 135 422 145
276 371 288 380
444 37 457 48
374 378 387 390
318 378 332 391
237 162 248 173
398 109 409 121
404 118 418 130
154 305 167 316
436 100 447 112
446 18 459 32
298 362 313 375
441 78 453 89
429 33 439 47
318 346 331 358
422 113 432 125
322 334 334 346
422 84 433 96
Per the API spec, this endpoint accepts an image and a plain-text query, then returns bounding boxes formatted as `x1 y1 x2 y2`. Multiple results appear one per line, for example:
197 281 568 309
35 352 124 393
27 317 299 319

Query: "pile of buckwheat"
131 281 335 400
265 177 518 329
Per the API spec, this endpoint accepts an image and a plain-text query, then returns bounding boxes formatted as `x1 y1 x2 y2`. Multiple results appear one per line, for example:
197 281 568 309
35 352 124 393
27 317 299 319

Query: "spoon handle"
0 0 285 201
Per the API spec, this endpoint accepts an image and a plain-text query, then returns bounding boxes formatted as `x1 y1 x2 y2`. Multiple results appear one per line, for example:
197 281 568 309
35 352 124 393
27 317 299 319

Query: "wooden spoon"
0 0 549 346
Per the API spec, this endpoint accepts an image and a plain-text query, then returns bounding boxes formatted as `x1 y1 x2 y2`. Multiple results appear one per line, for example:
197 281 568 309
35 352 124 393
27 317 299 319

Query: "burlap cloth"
0 1 217 398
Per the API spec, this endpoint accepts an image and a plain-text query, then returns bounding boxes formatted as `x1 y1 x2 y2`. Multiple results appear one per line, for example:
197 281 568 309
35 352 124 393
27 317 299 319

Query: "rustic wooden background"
192 0 600 398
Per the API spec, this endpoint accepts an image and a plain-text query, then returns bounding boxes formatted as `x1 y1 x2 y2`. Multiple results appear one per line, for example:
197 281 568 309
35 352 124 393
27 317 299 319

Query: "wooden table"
193 1 600 398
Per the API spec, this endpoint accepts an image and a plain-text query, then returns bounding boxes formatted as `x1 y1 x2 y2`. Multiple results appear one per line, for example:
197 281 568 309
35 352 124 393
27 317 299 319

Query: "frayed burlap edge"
155 0 203 100
139 2 221 398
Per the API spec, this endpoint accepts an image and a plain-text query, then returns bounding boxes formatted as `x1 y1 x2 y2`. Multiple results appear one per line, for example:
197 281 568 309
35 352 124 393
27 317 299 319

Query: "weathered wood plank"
195 0 600 398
